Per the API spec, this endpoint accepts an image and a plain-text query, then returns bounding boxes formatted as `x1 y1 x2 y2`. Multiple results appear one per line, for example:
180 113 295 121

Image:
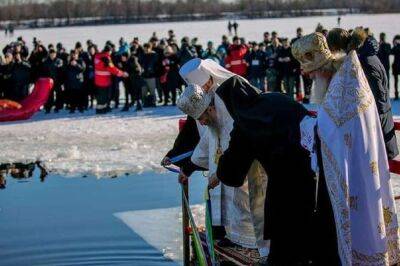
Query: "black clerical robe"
215 76 339 264
165 115 205 175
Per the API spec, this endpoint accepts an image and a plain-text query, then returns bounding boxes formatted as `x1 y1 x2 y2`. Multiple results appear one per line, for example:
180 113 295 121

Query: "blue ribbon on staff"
170 151 194 164
163 151 194 173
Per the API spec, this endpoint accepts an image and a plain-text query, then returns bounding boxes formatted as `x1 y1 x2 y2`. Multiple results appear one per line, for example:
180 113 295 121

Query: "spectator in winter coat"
191 38 204 59
162 46 181 106
0 52 13 99
152 38 167 104
128 49 144 111
358 36 399 160
224 36 248 77
202 41 221 64
29 44 47 81
120 51 143 111
378 32 391 84
245 42 267 91
6 53 31 102
139 43 159 107
94 45 127 114
216 35 230 65
65 50 86 113
178 37 197 65
392 35 400 100
14 41 29 60
291 27 312 102
56 43 69 66
265 37 281 92
277 38 296 97
41 49 64 113
263 31 271 46
82 44 97 109
117 38 130 55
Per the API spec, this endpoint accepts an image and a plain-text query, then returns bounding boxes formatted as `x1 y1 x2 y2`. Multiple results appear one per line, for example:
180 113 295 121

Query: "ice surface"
2 14 400 50
114 204 205 264
0 107 183 177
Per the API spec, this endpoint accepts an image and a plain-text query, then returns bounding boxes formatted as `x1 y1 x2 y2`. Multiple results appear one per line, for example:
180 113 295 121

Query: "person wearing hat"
292 32 400 265
177 58 271 259
40 48 64 113
177 83 269 257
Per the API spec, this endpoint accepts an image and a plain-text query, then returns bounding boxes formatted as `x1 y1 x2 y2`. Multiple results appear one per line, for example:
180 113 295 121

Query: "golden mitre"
292 32 334 73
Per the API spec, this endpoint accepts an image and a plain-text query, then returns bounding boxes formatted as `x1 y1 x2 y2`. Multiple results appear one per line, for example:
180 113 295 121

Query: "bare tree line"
0 0 399 26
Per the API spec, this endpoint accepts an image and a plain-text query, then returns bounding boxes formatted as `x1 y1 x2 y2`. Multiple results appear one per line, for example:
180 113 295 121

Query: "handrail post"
182 182 190 266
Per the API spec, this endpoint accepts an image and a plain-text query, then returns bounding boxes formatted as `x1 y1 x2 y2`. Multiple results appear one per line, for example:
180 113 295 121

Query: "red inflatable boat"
0 78 53 122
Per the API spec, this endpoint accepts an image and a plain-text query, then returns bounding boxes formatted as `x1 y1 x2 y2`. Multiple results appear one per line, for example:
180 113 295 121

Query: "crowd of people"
1 25 400 115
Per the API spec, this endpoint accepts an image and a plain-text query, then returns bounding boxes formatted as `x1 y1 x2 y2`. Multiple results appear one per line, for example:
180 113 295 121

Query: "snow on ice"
0 107 183 177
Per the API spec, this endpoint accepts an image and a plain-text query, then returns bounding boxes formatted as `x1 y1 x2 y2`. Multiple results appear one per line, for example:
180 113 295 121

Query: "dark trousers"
162 82 177 105
109 78 120 108
303 74 313 102
394 74 399 98
45 83 64 111
156 78 163 102
123 79 134 108
96 86 110 110
66 88 85 111
84 79 95 109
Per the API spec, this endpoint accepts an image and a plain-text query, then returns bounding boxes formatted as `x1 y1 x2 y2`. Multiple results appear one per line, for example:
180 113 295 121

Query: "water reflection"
0 161 48 189
0 168 206 265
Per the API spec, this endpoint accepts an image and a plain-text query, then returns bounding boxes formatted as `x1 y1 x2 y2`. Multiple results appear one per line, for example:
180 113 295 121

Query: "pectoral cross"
214 137 223 164
214 147 223 164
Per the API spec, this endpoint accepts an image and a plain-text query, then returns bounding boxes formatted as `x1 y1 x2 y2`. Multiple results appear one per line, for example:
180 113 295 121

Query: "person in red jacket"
224 36 248 77
94 45 128 114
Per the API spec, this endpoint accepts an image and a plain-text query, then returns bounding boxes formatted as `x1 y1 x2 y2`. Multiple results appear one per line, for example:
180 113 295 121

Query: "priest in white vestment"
292 32 400 266
178 59 269 257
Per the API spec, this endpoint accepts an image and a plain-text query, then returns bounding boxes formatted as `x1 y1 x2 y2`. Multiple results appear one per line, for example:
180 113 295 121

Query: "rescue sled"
0 78 53 122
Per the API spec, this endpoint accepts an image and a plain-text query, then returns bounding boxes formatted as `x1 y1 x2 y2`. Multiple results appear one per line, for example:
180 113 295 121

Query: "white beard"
311 73 331 105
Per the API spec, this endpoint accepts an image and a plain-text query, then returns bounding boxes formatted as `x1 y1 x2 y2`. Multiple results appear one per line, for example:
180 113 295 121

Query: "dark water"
0 165 206 266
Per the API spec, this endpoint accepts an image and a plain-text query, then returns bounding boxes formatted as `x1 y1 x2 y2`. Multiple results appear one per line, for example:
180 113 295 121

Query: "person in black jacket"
120 51 143 111
65 50 86 113
41 49 64 113
139 43 159 107
6 52 31 102
392 35 400 100
163 46 182 106
276 38 296 99
29 43 47 81
0 52 14 99
359 36 399 160
378 32 391 84
161 115 205 180
245 42 267 91
178 37 197 65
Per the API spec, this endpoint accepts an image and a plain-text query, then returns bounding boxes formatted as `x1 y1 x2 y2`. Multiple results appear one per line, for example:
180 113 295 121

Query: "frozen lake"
2 13 400 50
